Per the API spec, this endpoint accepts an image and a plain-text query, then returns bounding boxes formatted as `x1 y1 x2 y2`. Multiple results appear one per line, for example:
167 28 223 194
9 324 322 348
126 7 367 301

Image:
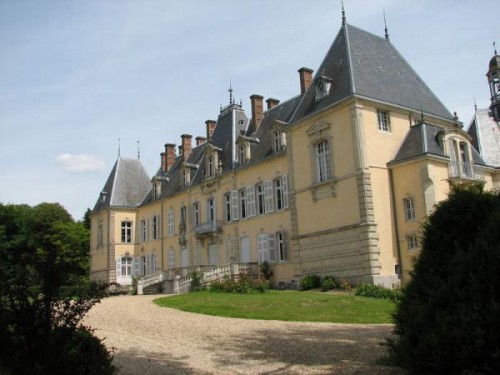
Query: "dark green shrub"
208 273 262 294
355 284 402 303
321 276 338 291
300 274 321 290
259 261 273 281
387 187 500 374
190 271 204 292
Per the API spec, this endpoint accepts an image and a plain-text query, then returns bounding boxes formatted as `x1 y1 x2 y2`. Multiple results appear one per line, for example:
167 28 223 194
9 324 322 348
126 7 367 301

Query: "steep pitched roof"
467 108 500 167
291 23 453 123
93 157 151 211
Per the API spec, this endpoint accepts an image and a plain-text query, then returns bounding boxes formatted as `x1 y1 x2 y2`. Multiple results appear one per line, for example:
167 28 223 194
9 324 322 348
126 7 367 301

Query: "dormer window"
153 181 161 199
273 130 286 151
206 155 214 178
183 168 191 187
315 76 332 101
239 145 247 164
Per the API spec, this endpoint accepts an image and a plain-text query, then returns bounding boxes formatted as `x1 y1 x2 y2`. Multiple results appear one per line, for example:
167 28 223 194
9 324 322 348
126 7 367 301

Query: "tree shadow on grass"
112 349 211 375
207 325 404 374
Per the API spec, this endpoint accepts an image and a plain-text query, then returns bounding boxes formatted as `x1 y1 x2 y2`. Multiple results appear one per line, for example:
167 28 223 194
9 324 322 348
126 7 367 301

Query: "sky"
0 0 498 221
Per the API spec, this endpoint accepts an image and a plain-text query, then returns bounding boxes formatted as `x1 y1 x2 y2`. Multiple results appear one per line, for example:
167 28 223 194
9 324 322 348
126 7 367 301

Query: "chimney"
160 152 167 172
196 136 207 146
181 134 192 161
298 67 313 95
164 143 176 171
205 120 216 141
250 94 264 131
266 98 280 110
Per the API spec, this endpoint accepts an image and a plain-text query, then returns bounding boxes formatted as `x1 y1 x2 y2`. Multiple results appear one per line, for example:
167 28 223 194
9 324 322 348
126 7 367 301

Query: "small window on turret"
377 110 391 132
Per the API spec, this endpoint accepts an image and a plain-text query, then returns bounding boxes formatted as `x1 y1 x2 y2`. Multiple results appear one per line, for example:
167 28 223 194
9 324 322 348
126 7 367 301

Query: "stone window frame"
377 109 391 132
121 220 133 243
403 197 416 222
406 234 419 251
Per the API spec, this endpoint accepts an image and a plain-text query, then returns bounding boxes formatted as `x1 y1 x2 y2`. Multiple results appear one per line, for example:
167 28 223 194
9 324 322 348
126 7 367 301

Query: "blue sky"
0 0 498 220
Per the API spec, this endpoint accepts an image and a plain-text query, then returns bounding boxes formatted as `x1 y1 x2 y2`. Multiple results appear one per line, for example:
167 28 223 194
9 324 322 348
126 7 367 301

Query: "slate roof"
391 123 487 166
93 157 151 212
291 23 453 123
467 108 500 167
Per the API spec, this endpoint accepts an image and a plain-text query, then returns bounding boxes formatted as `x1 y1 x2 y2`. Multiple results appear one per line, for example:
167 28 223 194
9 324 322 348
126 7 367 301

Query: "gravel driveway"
84 294 404 375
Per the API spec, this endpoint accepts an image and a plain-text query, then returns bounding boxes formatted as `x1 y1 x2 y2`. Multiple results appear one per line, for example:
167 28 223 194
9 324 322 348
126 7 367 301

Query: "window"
140 219 147 242
120 256 133 276
274 176 288 210
193 202 200 226
153 181 161 199
256 183 265 215
152 215 159 240
121 221 132 243
273 130 286 151
239 145 246 164
180 205 187 223
246 185 256 217
97 221 103 247
377 110 391 132
167 209 175 236
403 198 416 221
316 140 332 182
239 189 247 219
224 193 232 222
168 249 175 270
407 235 419 251
276 231 287 261
207 198 215 222
206 155 214 178
183 169 191 187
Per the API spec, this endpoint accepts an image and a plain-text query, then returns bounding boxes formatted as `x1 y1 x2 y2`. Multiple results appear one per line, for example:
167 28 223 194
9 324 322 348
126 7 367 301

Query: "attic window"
315 77 332 101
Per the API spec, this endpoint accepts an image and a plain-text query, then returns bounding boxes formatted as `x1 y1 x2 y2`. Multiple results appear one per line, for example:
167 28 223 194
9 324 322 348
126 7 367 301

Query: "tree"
0 203 115 374
388 187 500 374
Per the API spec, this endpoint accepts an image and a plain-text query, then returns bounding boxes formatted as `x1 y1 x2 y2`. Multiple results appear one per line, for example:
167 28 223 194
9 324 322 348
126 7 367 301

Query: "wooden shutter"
282 175 289 209
115 258 122 277
231 190 239 221
246 185 256 217
133 257 140 276
264 180 274 213
268 233 276 262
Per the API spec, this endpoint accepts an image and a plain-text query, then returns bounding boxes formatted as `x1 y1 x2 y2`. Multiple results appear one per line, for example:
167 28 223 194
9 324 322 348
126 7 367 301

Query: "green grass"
154 290 396 324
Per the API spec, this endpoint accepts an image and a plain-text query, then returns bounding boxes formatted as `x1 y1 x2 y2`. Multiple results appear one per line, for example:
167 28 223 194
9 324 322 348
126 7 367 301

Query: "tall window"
276 231 287 261
97 221 103 247
152 215 159 240
273 130 286 151
239 145 246 164
224 193 232 222
183 169 191 187
239 189 247 219
168 250 175 270
316 140 332 182
407 234 418 251
256 183 265 215
207 198 215 222
140 219 147 242
180 206 187 224
121 221 132 243
167 209 175 236
193 202 200 226
121 256 133 276
206 155 214 178
404 198 416 221
274 177 289 211
377 110 391 132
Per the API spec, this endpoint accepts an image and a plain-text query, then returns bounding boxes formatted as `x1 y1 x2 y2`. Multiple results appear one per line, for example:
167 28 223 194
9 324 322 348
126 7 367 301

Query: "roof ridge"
344 23 356 94
109 158 120 206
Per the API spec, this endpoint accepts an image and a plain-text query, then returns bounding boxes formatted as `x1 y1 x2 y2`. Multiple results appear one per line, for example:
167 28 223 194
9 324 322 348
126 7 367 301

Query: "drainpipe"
389 167 403 281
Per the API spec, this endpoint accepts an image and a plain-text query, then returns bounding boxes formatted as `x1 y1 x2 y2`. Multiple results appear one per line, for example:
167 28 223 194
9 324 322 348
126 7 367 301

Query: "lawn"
154 290 396 324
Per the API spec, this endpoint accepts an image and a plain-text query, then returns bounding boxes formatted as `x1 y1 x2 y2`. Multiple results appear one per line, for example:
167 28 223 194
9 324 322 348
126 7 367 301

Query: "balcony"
194 220 223 237
449 161 485 182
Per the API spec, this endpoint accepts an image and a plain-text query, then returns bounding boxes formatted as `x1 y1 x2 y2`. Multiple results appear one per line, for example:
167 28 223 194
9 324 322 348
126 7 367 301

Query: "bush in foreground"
355 284 402 303
387 187 500 374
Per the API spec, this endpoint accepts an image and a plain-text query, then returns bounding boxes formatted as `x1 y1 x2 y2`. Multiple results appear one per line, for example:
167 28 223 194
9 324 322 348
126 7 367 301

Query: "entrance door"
240 237 250 263
208 244 219 265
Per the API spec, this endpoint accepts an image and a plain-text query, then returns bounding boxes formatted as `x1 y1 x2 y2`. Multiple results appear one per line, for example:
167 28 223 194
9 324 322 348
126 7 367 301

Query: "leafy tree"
83 207 92 230
0 203 115 374
388 187 500 374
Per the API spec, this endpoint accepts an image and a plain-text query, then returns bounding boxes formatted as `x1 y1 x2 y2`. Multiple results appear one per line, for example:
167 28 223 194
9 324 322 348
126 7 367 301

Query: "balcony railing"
194 220 223 236
449 161 484 180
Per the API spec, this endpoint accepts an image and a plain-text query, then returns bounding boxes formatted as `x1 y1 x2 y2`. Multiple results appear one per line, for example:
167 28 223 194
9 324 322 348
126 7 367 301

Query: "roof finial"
229 78 234 105
474 98 478 112
341 0 346 25
383 9 390 41
117 138 121 158
494 41 498 55
137 140 140 160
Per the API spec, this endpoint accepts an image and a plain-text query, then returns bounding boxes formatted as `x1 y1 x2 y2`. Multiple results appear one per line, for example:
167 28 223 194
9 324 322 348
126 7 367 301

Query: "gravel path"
84 295 404 375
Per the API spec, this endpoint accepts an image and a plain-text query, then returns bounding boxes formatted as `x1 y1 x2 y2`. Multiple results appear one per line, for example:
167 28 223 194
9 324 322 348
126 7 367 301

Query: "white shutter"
282 175 289 209
115 258 122 277
246 185 256 217
282 231 288 261
258 234 268 263
264 180 274 213
153 253 158 273
231 190 239 221
133 257 140 276
268 233 276 262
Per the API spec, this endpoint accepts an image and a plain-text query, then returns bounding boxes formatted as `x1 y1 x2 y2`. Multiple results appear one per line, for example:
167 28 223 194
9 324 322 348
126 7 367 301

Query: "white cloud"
55 153 105 173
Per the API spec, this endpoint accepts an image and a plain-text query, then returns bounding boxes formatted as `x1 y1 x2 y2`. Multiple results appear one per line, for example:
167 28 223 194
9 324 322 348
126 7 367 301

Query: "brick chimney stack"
250 94 264 131
266 98 280 110
164 143 176 171
205 120 216 141
181 134 192 161
195 136 207 146
298 67 313 95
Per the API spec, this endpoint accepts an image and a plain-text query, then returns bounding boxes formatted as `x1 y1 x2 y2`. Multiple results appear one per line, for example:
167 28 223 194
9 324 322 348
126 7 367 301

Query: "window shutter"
258 234 268 263
268 233 276 262
231 190 239 221
281 231 288 261
246 185 256 217
282 175 289 209
133 257 140 276
115 258 122 277
264 180 274 213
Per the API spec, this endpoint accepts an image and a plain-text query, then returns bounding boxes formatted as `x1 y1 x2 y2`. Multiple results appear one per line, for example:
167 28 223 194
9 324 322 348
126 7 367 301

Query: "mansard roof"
391 123 487 166
291 23 453 123
93 157 150 212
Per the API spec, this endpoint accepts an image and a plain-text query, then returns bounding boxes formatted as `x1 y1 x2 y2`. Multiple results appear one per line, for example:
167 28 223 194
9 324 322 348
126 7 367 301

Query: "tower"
487 44 500 122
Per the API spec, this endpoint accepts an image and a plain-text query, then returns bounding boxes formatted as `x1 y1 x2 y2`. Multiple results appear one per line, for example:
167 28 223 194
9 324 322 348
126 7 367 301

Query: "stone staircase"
137 263 259 295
